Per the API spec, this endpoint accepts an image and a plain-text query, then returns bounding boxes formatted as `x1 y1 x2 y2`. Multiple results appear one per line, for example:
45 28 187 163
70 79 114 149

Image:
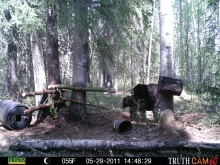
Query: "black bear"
131 84 159 111
131 84 150 100
122 95 137 120
123 84 160 121
122 95 147 121
122 95 136 108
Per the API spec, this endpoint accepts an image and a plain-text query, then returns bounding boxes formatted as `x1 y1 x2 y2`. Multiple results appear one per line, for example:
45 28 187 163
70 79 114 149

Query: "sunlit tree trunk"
140 16 148 84
159 0 174 112
183 1 191 85
130 41 135 87
7 43 19 99
147 0 155 84
30 31 47 105
99 58 112 88
114 58 119 92
178 0 183 77
193 0 202 92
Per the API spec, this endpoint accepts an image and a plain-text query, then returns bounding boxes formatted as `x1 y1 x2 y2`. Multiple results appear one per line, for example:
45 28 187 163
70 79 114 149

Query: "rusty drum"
0 100 32 130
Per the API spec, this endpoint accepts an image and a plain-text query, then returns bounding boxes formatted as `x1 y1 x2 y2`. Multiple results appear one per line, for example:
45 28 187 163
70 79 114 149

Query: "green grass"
175 90 220 127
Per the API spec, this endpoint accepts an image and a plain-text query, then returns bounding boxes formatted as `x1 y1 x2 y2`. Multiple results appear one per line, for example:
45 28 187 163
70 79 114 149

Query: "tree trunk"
100 57 107 88
140 14 148 84
29 2 64 127
30 31 47 105
193 0 202 93
3 54 9 94
69 0 89 120
97 37 113 88
130 42 135 87
46 3 61 85
7 43 19 99
4 10 19 99
178 0 183 78
100 59 112 88
147 1 155 84
159 0 174 112
114 56 119 92
25 41 34 93
30 31 48 126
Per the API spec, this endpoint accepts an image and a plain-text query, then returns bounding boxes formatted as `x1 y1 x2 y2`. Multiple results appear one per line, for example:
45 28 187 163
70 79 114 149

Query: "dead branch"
48 85 116 93
22 89 65 97
5 139 220 152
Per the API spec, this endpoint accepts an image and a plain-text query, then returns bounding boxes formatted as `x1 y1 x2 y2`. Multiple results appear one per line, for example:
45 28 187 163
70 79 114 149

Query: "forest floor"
0 90 220 157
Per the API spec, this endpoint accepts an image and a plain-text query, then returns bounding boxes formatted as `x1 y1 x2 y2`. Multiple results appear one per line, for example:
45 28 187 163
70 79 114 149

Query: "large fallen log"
48 85 116 93
3 139 220 152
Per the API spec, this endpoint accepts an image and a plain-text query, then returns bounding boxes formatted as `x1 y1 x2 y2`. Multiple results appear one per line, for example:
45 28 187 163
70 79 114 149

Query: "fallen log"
48 85 116 93
4 139 220 152
22 89 66 97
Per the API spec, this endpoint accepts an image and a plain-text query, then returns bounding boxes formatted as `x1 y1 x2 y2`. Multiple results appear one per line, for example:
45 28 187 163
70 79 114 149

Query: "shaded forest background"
0 0 220 108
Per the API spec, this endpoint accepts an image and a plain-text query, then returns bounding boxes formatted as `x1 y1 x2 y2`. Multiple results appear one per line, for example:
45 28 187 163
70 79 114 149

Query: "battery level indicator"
8 157 26 164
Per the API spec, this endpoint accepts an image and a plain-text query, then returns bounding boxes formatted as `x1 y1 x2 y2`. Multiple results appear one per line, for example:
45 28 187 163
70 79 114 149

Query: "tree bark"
183 1 191 85
159 0 174 111
7 43 19 99
30 31 47 126
114 64 119 92
30 31 47 105
69 0 89 121
46 2 61 85
97 37 113 88
5 139 220 152
30 2 63 127
4 10 19 100
147 1 155 84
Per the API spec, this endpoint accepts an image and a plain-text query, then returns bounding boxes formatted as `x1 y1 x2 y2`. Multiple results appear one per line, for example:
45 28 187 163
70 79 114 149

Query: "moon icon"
44 157 51 164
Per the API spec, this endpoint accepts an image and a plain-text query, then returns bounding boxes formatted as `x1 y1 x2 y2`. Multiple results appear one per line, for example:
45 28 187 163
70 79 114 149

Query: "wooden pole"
24 98 109 115
22 89 65 97
24 100 66 115
48 85 116 93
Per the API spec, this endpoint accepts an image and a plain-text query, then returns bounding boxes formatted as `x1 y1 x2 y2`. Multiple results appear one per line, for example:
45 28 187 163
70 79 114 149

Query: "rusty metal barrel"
0 100 32 130
112 119 133 133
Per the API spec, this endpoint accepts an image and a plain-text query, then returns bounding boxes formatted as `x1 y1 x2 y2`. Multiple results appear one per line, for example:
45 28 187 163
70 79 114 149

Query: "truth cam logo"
192 157 218 165
168 157 218 165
